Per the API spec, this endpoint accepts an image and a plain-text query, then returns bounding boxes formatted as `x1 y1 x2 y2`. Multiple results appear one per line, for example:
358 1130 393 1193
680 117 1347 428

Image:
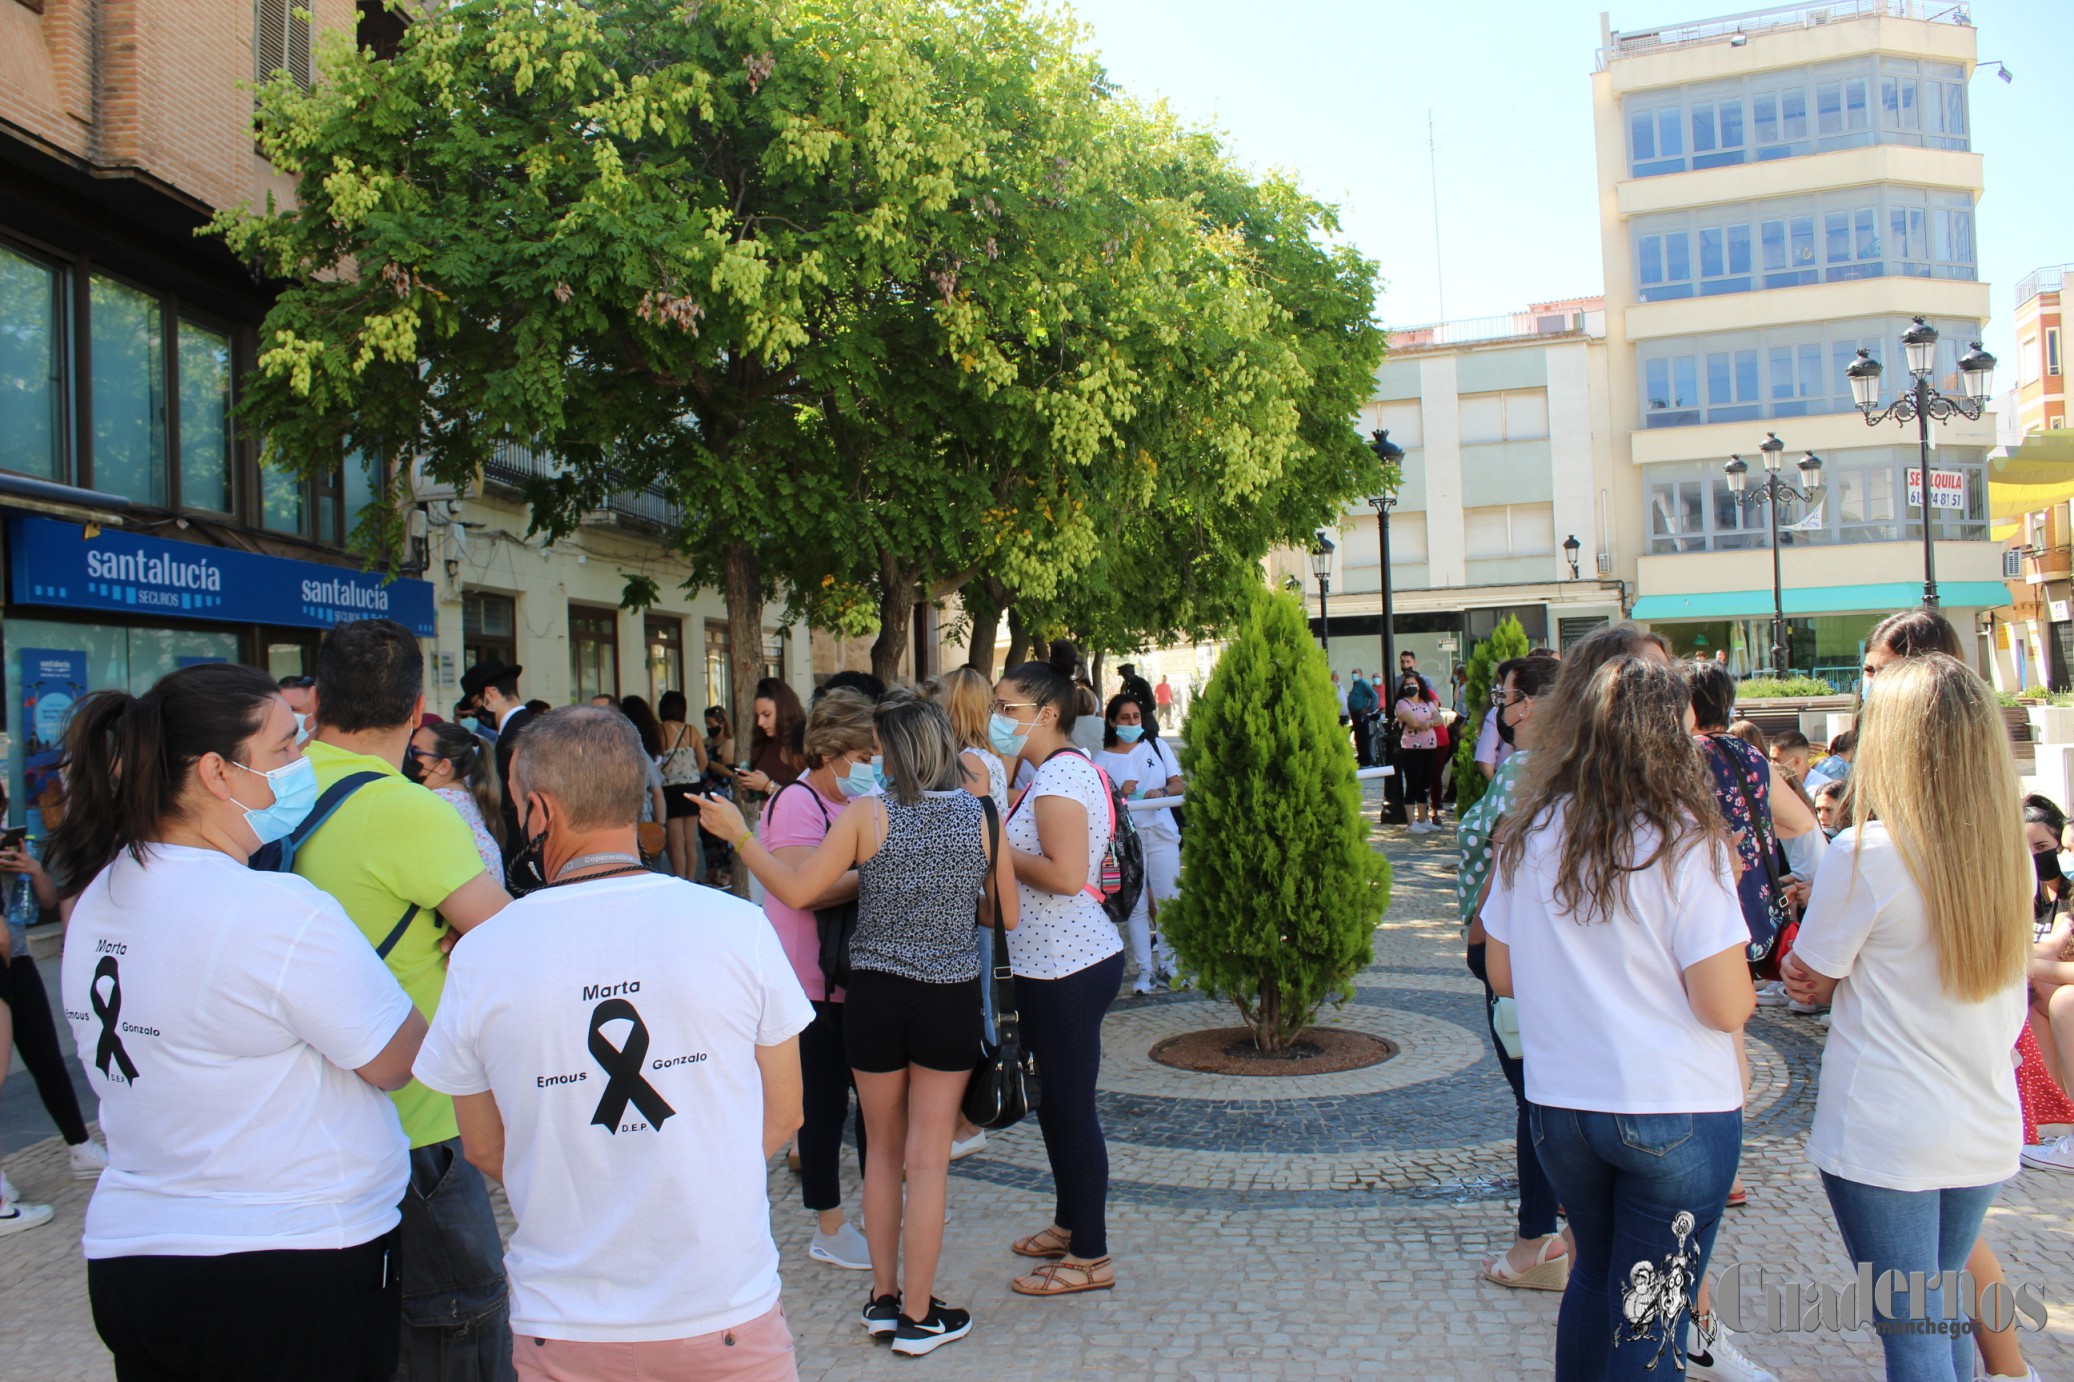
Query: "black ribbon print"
92 955 139 1083
587 998 675 1133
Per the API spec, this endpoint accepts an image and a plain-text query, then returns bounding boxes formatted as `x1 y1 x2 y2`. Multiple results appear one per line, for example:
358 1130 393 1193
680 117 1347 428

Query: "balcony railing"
483 441 684 533
1599 0 1972 70
1387 309 1606 352
2017 265 2072 308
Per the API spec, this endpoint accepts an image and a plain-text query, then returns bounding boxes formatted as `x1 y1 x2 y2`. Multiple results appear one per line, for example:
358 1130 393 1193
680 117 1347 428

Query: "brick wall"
0 0 359 213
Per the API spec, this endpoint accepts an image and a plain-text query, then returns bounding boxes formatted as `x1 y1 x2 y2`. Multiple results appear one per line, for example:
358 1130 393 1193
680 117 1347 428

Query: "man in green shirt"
300 619 513 1380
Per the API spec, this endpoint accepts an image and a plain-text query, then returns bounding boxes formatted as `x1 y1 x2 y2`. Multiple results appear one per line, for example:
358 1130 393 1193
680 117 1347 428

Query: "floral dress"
1700 732 1786 961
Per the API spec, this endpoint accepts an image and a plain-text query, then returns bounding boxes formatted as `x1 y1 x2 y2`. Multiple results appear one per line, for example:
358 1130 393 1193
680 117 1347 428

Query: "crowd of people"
1457 608 2066 1382
0 619 1191 1379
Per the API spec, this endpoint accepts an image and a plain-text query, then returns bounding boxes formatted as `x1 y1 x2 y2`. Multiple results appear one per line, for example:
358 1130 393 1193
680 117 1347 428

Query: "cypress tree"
1449 615 1530 815
1166 584 1392 1053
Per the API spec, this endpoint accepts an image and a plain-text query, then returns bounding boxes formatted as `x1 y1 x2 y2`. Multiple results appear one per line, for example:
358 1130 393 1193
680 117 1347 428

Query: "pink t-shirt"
760 780 849 1003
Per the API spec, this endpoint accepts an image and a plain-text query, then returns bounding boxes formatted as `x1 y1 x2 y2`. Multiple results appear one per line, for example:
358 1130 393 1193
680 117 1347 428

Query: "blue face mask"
869 755 894 792
228 756 319 847
1114 724 1144 744
837 758 878 799
989 712 1030 757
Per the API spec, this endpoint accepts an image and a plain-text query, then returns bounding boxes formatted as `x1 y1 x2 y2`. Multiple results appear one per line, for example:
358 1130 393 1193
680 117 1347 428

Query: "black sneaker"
890 1300 972 1357
861 1291 902 1337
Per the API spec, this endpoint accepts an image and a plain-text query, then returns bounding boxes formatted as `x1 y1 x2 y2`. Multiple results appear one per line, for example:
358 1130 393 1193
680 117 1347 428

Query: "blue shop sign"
8 517 435 637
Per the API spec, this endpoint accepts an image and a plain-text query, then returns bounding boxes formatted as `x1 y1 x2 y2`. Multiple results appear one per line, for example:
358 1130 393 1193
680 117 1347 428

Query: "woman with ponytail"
408 720 506 876
52 663 425 1381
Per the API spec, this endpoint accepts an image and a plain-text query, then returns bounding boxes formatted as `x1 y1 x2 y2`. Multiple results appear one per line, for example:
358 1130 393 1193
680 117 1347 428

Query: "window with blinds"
255 0 314 91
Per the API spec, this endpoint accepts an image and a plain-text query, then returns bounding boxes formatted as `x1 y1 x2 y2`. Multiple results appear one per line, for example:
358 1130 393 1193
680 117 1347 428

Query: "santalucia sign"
8 516 435 636
1715 1261 2049 1336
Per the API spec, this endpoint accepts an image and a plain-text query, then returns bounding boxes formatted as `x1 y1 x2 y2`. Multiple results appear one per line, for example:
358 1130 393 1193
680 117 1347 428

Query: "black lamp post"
1309 532 1337 656
1847 317 1996 608
1366 428 1405 677
1724 432 1825 679
1562 533 1582 580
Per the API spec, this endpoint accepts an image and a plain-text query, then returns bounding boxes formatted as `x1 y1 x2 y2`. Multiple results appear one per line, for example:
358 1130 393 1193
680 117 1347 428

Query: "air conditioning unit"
1596 551 1614 575
2005 548 2025 579
406 454 463 504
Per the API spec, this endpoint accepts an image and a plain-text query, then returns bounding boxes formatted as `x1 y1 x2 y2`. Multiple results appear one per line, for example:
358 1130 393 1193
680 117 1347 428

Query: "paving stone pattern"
5 789 2074 1379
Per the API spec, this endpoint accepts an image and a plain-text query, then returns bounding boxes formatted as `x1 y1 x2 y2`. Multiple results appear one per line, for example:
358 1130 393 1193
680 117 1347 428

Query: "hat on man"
460 658 523 698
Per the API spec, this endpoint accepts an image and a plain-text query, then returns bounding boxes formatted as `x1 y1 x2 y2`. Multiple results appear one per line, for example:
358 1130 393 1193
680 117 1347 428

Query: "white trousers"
1126 831 1183 980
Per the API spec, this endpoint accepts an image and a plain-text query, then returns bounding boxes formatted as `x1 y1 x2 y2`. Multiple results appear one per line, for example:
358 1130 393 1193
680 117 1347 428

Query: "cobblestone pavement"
7 793 2074 1379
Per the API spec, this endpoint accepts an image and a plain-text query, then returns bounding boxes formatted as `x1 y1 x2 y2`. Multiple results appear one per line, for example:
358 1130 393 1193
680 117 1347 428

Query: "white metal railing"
1598 0 1971 69
2017 265 2072 308
1387 309 1606 351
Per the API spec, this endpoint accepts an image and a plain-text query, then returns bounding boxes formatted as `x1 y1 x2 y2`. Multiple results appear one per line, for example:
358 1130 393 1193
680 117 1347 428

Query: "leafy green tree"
1450 615 1530 815
1163 584 1391 1053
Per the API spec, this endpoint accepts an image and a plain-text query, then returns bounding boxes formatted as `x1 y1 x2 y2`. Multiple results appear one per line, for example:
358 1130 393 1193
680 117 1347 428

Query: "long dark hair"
421 721 506 848
45 663 282 892
619 694 664 757
1005 660 1078 732
749 677 805 771
1497 653 1726 926
1871 606 1963 660
1101 692 1152 749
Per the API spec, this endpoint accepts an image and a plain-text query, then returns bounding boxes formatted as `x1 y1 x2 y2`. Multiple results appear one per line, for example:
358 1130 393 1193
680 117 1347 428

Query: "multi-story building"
1594 0 2007 687
1284 301 1631 687
1983 267 2074 690
0 1 803 810
2011 265 2068 434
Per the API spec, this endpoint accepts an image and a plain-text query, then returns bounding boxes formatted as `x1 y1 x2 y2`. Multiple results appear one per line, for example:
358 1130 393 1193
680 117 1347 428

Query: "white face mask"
292 711 311 745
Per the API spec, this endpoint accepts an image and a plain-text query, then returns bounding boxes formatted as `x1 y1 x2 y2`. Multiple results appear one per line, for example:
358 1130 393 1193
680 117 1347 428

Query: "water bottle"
4 868 34 961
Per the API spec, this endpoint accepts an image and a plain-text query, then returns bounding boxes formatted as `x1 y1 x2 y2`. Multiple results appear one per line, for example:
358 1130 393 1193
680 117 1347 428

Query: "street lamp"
1562 533 1582 580
1724 432 1825 678
1366 428 1405 677
1848 316 1997 607
1309 531 1337 656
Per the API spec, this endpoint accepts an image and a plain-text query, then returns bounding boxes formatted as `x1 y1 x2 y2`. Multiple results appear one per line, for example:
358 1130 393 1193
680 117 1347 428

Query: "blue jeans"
395 1138 514 1381
1530 1104 1743 1382
1464 942 1559 1241
1820 1172 2004 1382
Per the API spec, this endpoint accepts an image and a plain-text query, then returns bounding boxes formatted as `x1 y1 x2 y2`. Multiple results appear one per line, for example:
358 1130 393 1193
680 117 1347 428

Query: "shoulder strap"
772 778 830 828
373 904 421 959
256 771 386 872
978 797 1012 989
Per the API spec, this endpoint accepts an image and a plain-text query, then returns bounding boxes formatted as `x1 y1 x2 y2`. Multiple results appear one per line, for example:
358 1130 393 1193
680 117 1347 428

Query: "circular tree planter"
1149 1027 1397 1078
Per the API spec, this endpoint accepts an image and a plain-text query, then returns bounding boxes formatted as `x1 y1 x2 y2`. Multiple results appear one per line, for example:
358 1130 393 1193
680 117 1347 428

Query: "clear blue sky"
1053 0 2074 367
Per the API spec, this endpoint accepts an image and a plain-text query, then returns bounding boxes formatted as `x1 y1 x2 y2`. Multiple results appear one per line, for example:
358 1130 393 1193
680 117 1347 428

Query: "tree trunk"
1090 650 1105 701
1254 973 1286 1053
723 540 762 900
963 577 1007 677
870 553 914 686
1004 605 1031 671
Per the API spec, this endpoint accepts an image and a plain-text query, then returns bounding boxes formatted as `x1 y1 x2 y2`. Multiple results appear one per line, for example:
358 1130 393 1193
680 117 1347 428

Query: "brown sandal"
1012 1257 1115 1296
1012 1225 1072 1259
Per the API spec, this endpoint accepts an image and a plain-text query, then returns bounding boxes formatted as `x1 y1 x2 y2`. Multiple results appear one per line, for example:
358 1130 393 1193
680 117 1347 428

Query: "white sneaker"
0 1199 52 1237
809 1220 872 1270
1788 998 1829 1016
1685 1311 1776 1382
949 1130 987 1161
1975 1366 2042 1382
1130 979 1154 996
68 1139 109 1179
2021 1134 2074 1172
0 1172 16 1204
1407 821 1432 835
1753 981 1789 1007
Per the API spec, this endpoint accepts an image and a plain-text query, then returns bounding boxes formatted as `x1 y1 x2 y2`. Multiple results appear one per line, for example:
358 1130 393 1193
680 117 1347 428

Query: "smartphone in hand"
0 827 27 854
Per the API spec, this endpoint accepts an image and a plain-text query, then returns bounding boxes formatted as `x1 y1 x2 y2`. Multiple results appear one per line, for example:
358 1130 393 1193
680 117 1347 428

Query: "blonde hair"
934 666 994 752
1849 653 2028 1002
801 688 877 770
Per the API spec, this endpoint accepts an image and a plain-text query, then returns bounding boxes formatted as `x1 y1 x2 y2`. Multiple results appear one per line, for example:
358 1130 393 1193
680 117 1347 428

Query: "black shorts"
842 970 982 1074
661 783 701 819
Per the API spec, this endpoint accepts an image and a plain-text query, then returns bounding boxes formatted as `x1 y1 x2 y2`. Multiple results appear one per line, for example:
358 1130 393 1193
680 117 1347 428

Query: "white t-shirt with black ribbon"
1094 738 1182 843
62 844 414 1259
414 872 814 1343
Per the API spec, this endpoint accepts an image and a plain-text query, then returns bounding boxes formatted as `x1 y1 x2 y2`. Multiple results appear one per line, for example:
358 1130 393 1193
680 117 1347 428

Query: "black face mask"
1495 700 1518 747
2037 850 2062 885
401 753 426 785
509 800 551 895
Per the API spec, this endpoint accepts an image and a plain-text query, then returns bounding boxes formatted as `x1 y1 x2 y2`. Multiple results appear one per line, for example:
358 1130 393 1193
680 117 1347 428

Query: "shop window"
464 590 517 672
646 615 684 705
0 245 63 481
570 605 619 702
89 275 168 506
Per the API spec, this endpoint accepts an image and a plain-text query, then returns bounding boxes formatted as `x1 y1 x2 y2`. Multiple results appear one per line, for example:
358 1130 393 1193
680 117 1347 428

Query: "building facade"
0 0 805 815
1594 0 2006 688
1286 303 1630 690
2011 265 2068 436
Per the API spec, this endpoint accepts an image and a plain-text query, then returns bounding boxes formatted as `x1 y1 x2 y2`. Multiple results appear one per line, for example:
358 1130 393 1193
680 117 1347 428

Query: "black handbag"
964 797 1039 1130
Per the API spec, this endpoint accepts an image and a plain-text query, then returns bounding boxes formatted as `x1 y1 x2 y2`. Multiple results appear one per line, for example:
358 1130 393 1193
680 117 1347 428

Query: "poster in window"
21 648 87 826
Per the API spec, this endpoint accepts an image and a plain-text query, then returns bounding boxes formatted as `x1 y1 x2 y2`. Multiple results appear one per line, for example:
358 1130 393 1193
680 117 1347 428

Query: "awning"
1631 580 2012 622
0 472 131 527
1989 431 2074 539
